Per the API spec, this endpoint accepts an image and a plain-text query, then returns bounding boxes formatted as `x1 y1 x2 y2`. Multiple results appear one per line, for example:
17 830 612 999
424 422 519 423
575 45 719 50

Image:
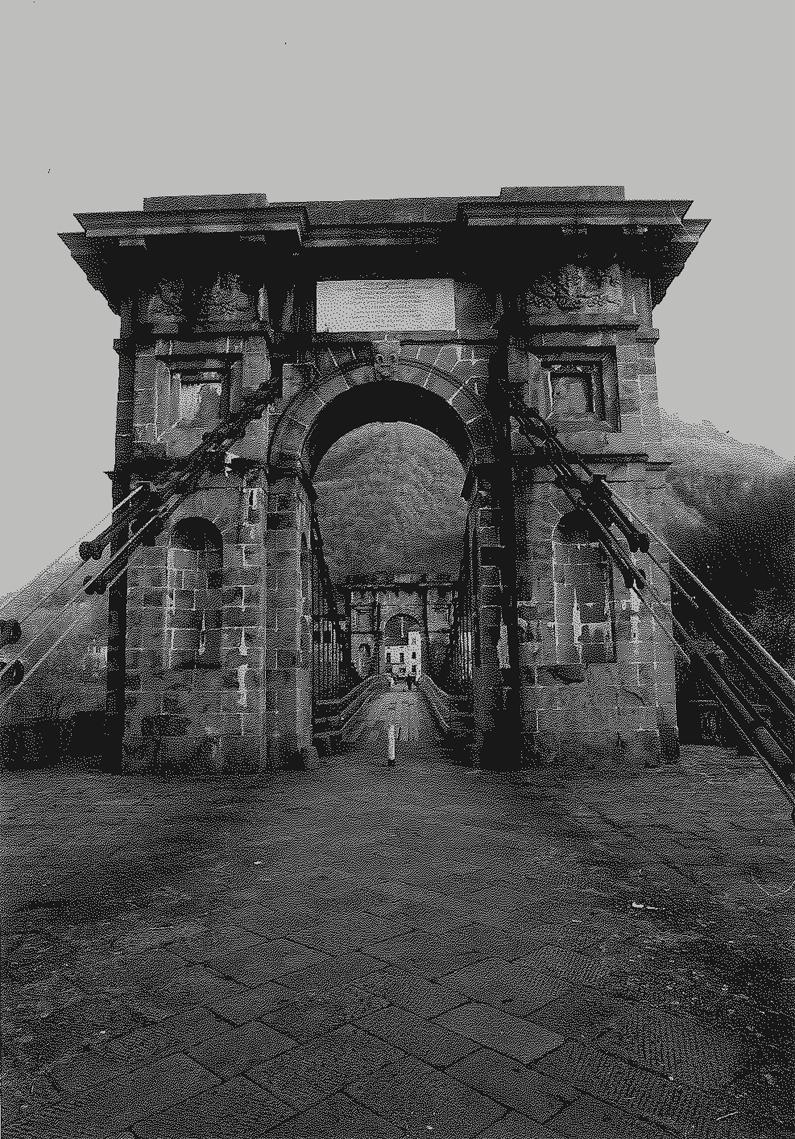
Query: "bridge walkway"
343 683 446 759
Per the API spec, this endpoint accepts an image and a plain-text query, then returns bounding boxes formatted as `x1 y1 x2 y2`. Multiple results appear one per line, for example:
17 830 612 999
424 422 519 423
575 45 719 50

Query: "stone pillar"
420 585 431 678
120 329 272 775
123 470 269 775
104 297 135 773
468 474 515 768
264 467 314 767
513 462 669 771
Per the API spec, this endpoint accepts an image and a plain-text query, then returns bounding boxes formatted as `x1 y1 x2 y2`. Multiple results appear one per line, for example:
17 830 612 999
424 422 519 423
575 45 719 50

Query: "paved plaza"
2 741 794 1138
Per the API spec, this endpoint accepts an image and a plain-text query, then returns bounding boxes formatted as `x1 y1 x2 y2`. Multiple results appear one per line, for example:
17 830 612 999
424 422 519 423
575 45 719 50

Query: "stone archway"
264 351 511 767
268 349 494 476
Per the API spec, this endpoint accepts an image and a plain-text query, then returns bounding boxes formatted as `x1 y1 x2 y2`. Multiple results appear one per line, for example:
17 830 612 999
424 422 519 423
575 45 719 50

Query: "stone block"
132 1076 289 1138
223 606 261 628
170 549 198 570
224 566 262 587
479 564 500 586
45 1053 216 1136
480 586 502 607
348 1057 504 1139
620 729 661 768
436 1003 562 1064
268 530 300 554
447 1049 576 1122
359 1005 475 1067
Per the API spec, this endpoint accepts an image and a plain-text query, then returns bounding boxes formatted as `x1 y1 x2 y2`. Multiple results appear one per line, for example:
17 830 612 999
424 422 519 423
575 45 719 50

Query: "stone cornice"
73 204 309 244
60 188 710 317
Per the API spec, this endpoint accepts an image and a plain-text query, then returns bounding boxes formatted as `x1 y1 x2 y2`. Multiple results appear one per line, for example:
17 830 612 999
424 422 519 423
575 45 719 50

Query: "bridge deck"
344 685 445 757
1 748 793 1137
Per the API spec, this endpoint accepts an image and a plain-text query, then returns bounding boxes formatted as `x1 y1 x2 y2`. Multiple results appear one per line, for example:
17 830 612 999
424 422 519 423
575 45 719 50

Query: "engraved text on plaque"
316 279 457 333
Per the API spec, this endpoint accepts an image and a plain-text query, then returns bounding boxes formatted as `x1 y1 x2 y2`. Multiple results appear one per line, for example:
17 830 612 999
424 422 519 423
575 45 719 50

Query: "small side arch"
552 509 615 665
166 517 223 670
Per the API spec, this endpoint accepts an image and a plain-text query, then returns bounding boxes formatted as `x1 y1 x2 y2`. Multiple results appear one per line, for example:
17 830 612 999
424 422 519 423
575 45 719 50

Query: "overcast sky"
1 0 792 596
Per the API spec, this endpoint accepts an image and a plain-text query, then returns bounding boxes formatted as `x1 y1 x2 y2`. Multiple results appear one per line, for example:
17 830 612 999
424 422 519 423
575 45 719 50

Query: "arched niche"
166 517 223 671
552 509 615 665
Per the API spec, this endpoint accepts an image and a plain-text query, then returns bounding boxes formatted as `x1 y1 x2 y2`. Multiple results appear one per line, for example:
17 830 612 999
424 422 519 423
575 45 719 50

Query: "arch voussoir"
268 353 497 476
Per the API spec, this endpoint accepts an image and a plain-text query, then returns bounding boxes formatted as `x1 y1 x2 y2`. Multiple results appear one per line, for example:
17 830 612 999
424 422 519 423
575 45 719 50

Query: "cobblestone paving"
1 746 794 1137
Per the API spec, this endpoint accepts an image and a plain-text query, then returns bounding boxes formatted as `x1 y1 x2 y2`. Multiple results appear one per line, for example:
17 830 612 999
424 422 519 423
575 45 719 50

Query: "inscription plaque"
316 278 456 333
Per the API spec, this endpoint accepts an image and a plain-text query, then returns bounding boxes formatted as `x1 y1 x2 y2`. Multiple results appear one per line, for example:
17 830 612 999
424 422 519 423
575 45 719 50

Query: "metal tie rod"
609 485 795 702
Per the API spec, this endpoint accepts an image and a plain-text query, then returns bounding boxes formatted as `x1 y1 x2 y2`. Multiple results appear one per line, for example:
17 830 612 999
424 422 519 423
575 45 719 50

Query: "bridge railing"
418 673 474 740
313 673 391 755
310 509 359 706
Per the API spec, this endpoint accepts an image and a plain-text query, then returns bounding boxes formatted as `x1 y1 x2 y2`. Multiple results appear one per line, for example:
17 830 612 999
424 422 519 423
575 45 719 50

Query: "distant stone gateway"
61 186 708 773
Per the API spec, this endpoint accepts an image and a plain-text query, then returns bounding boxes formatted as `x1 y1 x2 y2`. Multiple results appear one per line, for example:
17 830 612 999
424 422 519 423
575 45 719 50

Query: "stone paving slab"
277 950 382 992
549 1092 673 1138
259 979 389 1043
261 1092 402 1139
359 1003 477 1066
536 1042 742 1137
3 745 794 1137
167 924 267 963
103 1005 227 1067
203 980 289 1024
354 964 467 1019
515 941 627 986
442 955 572 1016
597 1002 743 1089
362 892 482 932
347 1055 506 1139
207 938 328 986
283 912 414 953
186 1019 296 1078
476 1111 566 1138
12 1053 217 1139
526 987 637 1043
247 1023 402 1108
144 965 245 1015
446 1047 578 1122
437 1001 564 1064
131 1074 291 1139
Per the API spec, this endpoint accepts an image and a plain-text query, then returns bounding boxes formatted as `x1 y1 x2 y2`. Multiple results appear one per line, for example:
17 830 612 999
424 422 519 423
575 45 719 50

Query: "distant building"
343 575 456 680
83 638 108 679
385 628 422 678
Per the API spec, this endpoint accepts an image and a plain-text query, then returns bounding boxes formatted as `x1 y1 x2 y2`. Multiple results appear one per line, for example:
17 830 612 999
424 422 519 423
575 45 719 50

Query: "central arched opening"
302 378 479 477
268 361 497 761
313 418 470 750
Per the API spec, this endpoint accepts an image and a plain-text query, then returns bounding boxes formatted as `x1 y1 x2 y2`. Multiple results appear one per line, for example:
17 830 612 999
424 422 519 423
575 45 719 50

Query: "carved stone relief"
524 263 623 314
144 280 184 325
372 337 401 380
200 273 255 324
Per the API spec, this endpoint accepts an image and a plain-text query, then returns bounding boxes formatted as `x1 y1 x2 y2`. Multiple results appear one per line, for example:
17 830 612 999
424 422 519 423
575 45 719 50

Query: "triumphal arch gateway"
61 187 707 773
